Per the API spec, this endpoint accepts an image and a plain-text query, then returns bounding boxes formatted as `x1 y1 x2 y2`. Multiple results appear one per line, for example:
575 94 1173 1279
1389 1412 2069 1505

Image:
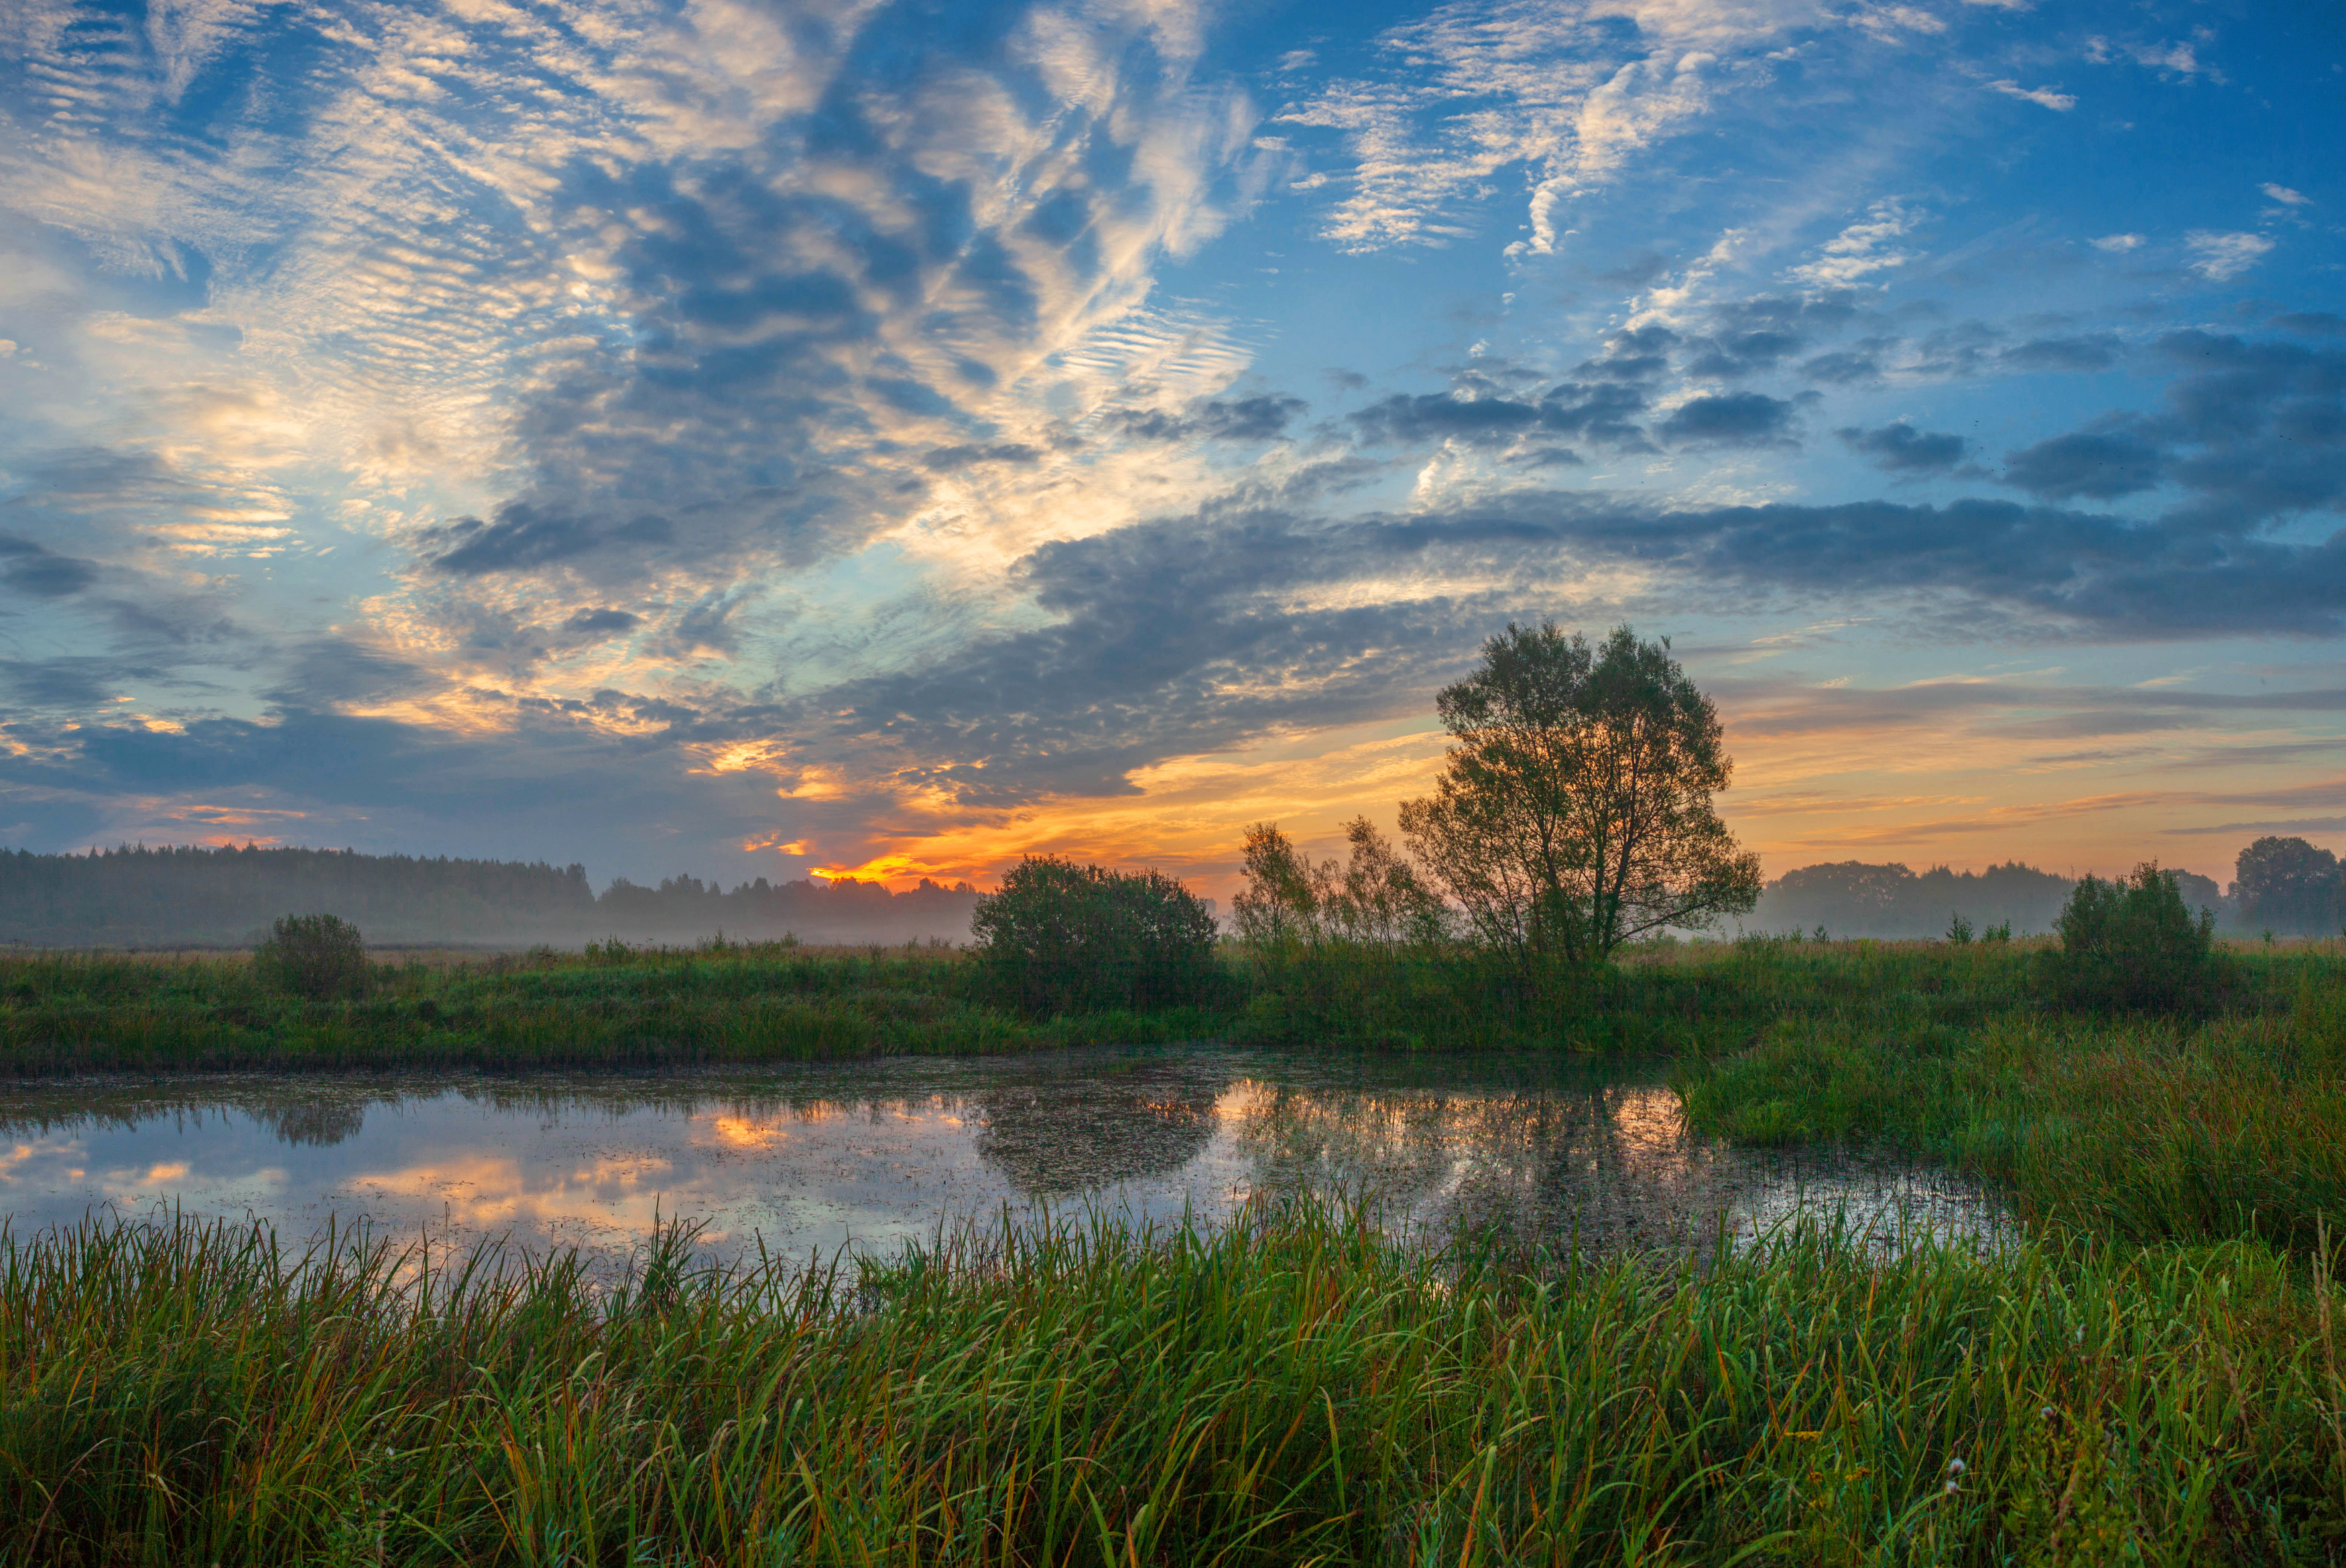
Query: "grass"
5 1200 2345 1567
0 928 2319 1074
7 941 2346 1558
0 943 1225 1073
1672 950 2346 1266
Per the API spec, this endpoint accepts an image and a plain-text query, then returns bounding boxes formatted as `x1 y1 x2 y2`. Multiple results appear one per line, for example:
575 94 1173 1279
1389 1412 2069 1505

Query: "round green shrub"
253 913 371 1000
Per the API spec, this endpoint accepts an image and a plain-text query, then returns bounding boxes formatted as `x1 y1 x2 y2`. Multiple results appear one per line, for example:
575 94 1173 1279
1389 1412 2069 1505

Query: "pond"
0 1049 2006 1268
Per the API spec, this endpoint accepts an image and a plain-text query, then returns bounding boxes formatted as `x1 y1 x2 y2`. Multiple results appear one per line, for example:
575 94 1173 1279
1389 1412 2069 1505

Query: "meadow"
3 936 2345 1561
3 928 2288 1073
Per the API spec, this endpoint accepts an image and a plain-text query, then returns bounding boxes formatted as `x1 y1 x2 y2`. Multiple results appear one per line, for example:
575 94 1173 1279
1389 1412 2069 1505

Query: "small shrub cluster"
971 856 1221 1015
2034 862 2223 1015
251 913 370 1000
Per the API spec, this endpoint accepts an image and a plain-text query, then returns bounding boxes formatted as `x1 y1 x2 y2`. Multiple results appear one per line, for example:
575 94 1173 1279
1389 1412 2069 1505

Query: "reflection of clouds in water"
0 1054 2008 1270
0 1136 88 1183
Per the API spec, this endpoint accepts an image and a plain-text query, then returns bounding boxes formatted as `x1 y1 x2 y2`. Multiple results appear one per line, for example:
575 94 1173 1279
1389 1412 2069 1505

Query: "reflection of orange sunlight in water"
704 1114 790 1149
0 1138 88 1182
351 1153 676 1232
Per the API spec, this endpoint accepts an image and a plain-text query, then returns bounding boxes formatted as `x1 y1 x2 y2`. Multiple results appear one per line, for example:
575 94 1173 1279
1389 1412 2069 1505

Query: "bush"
2034 863 2221 1015
971 857 1221 1015
253 913 371 1000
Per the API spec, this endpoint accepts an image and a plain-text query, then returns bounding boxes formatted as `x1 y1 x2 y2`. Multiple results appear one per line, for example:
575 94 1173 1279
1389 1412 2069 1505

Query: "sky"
1 0 2341 897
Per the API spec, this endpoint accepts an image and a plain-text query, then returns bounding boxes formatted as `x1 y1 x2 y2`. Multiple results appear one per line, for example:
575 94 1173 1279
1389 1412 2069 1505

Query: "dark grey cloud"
922 443 1043 471
1839 422 1967 473
1660 393 1797 447
2272 312 2346 336
1104 395 1306 443
0 537 100 598
0 656 156 708
1914 321 2000 377
1680 293 1865 380
560 608 641 636
2003 430 2164 499
1999 333 2123 373
1351 379 1649 450
418 503 676 576
1352 392 1547 445
1575 325 1678 383
1984 329 2346 529
1681 330 1802 379
1800 350 1883 385
262 639 426 709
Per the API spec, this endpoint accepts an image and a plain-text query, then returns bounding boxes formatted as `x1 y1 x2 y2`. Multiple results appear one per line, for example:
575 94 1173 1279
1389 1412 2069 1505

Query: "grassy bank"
6 1201 2344 1567
1672 950 2346 1262
0 932 2319 1074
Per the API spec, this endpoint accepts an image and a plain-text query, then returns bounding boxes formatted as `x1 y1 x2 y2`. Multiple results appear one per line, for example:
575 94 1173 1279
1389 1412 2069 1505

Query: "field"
2 938 2345 1561
5 930 2319 1073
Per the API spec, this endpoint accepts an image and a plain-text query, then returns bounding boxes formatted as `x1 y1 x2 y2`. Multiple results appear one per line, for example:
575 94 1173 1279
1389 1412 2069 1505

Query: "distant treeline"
1749 836 2341 939
0 845 983 948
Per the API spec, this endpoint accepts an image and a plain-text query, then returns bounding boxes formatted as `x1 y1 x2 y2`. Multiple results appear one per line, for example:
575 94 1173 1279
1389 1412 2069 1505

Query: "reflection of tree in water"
248 1099 371 1148
1223 1080 1745 1245
975 1080 1220 1196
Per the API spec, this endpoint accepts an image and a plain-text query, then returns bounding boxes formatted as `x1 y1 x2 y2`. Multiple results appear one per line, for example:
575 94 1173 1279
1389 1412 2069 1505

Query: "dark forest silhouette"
0 832 2329 948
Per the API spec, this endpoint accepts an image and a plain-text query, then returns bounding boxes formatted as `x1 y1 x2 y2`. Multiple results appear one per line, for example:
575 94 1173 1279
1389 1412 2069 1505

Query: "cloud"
1839 423 1967 473
2261 184 2310 206
561 609 641 637
1276 0 1811 255
1787 200 1924 287
1660 393 1798 447
1988 81 2076 111
0 537 100 598
1104 395 1308 442
1800 350 1884 384
2184 231 2275 281
1350 379 1648 448
2273 313 2346 336
2091 234 2144 253
1999 334 2123 373
2002 431 2164 500
922 444 1046 472
787 489 2346 805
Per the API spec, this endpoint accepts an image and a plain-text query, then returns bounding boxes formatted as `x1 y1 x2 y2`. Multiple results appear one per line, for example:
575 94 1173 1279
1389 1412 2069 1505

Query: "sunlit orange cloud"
812 722 1455 899
806 682 2309 897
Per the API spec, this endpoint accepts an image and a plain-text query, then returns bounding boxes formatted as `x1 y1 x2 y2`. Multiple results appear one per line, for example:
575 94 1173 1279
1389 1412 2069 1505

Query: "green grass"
7 942 2346 1558
5 1201 2345 1567
0 932 2323 1073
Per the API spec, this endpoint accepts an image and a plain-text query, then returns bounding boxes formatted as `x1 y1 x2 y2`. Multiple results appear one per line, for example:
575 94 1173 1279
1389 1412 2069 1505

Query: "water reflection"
0 1052 2008 1266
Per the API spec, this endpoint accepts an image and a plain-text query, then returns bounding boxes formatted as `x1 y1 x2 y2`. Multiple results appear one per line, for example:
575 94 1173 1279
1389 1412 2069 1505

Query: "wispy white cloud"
2090 233 2144 253
2262 182 2310 207
1277 0 1820 255
1785 199 1922 286
2184 228 2274 281
1987 79 2074 111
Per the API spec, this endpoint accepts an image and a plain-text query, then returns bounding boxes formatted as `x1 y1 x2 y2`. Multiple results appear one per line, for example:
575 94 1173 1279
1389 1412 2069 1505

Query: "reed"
2 1201 2340 1566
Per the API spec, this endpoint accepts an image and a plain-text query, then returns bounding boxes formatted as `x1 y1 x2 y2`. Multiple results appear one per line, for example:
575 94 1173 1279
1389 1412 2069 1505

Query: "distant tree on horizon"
2233 836 2343 935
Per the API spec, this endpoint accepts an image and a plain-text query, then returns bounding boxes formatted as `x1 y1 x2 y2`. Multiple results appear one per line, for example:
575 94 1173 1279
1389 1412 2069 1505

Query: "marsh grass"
4 1201 2343 1566
0 934 2323 1073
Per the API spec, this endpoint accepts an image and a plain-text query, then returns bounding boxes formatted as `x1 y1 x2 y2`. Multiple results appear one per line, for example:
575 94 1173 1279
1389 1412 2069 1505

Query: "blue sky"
1 0 2340 893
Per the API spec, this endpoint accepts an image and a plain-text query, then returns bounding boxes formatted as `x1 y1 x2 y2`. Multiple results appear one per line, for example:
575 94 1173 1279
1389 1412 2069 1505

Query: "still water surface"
0 1051 2003 1266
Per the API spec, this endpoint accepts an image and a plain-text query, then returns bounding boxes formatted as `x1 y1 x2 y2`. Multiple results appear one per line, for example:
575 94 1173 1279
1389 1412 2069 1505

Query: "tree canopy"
1398 623 1761 965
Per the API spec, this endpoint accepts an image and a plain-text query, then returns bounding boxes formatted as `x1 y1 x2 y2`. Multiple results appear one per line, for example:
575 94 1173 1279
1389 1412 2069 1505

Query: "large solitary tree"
1398 623 1761 965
